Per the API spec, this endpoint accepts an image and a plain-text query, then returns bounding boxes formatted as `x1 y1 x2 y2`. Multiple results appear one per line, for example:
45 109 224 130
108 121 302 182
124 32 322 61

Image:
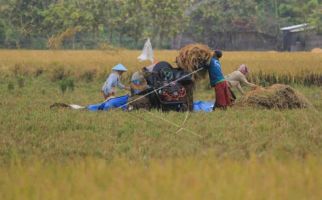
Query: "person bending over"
225 64 258 95
101 64 130 100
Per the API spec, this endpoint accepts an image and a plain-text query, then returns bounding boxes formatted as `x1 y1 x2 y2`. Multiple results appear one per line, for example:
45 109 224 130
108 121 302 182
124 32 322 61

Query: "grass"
0 50 322 199
1 77 321 161
1 157 322 200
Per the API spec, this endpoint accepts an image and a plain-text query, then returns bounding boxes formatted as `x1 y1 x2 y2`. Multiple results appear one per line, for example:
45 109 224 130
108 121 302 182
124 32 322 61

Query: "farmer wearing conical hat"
208 50 233 110
101 64 130 100
225 64 258 95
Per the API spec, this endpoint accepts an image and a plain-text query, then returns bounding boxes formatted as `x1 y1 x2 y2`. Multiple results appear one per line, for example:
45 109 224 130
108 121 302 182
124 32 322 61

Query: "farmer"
225 64 258 95
130 71 148 95
101 64 130 100
208 50 233 110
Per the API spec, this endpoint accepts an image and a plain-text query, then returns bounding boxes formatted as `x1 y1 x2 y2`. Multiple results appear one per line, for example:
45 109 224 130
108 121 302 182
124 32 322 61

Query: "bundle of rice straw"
236 84 311 109
176 44 213 80
311 48 322 53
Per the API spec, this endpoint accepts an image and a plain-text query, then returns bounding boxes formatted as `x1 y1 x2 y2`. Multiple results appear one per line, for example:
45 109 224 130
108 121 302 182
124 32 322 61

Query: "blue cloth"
208 58 225 86
193 101 214 112
87 95 129 111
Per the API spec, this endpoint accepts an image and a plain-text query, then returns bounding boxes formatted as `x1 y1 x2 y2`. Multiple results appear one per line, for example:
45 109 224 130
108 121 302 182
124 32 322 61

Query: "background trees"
0 0 320 49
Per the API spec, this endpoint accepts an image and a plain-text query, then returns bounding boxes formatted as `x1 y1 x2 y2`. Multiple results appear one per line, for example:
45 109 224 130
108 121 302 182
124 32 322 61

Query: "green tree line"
0 0 321 49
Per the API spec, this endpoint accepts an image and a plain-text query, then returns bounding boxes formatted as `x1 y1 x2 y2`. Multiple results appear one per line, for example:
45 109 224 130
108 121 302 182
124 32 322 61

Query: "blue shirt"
208 58 225 86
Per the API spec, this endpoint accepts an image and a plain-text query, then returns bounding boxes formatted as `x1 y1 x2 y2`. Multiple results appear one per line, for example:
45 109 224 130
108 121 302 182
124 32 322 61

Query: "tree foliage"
0 0 320 49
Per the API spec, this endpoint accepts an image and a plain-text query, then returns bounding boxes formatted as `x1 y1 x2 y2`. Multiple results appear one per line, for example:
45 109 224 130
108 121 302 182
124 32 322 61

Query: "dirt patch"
236 84 311 109
50 102 71 109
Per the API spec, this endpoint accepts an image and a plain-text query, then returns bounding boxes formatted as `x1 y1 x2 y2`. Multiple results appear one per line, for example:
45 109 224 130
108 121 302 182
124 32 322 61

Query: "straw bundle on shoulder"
176 44 213 80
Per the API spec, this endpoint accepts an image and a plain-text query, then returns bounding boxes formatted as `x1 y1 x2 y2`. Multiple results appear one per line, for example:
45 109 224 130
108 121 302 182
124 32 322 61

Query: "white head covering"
131 71 144 82
238 64 248 74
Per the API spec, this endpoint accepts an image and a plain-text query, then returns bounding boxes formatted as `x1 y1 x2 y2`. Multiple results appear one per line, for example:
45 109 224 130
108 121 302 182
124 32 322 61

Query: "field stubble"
0 50 322 199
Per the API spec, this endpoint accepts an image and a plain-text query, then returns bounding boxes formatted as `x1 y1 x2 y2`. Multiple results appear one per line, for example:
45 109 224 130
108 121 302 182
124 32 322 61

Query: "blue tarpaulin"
193 101 214 112
86 95 214 112
87 95 129 111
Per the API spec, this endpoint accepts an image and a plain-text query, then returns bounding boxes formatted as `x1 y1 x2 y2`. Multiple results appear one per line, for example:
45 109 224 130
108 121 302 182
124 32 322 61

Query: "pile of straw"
176 44 213 80
236 84 311 109
311 48 322 53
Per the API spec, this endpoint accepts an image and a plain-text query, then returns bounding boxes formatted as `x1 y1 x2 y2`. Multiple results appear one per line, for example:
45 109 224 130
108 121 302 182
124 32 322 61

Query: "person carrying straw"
208 50 233 110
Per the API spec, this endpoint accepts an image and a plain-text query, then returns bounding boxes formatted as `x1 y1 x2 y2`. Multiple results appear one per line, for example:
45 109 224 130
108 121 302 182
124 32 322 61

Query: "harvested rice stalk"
236 84 311 109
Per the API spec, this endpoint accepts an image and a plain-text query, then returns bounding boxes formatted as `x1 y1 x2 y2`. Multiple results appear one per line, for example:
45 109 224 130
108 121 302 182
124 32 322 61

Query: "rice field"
0 50 322 74
0 50 322 199
1 157 322 200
